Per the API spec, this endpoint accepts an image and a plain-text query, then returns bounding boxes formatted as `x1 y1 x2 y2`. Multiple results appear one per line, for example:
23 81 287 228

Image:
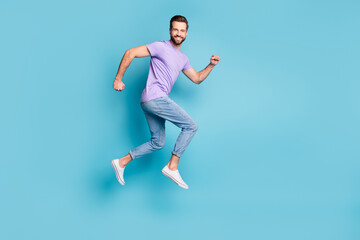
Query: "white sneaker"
111 159 125 185
161 165 189 189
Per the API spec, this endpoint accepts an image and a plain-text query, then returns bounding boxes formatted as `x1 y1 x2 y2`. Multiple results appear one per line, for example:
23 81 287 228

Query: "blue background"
1 0 359 239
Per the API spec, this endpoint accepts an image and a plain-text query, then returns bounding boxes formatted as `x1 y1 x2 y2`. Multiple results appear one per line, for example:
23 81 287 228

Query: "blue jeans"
129 96 198 159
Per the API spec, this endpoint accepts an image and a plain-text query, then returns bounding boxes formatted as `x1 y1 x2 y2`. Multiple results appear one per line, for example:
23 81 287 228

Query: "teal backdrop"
1 0 359 239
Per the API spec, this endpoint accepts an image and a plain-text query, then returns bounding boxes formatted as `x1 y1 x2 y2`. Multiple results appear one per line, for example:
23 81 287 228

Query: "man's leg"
150 97 198 170
164 99 198 170
111 100 166 185
117 102 166 167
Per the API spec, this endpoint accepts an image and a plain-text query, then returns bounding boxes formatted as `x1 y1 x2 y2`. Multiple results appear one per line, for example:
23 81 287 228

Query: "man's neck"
169 39 182 50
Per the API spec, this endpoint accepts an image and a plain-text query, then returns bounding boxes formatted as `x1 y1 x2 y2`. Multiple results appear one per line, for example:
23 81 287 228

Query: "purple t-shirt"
140 40 192 103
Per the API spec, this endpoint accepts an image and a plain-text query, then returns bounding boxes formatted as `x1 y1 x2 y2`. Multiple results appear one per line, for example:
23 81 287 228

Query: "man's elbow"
125 49 135 58
195 74 201 84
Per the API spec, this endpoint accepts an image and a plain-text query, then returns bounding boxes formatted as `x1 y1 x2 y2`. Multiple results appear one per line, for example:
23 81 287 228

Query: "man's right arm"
113 45 151 91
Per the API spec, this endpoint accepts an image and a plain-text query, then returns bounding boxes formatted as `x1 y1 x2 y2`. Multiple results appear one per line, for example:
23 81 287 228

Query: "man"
111 15 220 189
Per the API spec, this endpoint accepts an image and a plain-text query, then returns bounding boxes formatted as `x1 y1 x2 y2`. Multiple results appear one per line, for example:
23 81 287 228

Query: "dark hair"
170 15 188 31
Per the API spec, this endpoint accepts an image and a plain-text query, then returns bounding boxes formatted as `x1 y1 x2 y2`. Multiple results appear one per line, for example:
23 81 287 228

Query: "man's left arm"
182 55 221 84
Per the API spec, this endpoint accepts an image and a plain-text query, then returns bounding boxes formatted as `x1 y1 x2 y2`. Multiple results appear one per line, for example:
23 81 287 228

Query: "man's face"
169 21 188 45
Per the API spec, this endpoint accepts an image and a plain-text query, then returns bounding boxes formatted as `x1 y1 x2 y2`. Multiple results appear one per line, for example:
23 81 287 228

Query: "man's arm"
113 45 151 91
182 55 221 85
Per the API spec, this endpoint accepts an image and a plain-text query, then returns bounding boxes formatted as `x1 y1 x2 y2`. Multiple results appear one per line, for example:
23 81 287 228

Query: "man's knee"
187 121 198 132
192 122 198 132
151 137 165 150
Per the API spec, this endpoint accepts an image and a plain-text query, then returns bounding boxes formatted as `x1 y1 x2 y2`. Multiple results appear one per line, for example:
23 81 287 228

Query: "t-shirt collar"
167 40 182 53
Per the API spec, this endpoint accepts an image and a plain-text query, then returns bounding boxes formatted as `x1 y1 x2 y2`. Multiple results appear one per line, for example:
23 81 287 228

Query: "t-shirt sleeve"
182 56 192 71
146 41 162 57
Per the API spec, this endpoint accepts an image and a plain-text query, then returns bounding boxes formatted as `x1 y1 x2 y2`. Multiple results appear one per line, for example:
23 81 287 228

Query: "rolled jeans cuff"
172 151 181 158
128 150 135 160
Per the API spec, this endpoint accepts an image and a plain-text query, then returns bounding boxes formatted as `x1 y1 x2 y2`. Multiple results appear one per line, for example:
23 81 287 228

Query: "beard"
170 35 186 45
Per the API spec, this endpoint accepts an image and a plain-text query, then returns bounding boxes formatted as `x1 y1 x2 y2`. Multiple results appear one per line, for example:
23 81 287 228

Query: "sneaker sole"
111 160 125 185
161 169 188 189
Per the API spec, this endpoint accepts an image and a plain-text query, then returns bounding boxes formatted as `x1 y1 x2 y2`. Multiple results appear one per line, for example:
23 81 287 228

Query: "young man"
111 15 220 189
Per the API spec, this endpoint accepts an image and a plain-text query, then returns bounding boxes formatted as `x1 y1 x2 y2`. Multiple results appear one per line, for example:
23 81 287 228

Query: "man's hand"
210 55 221 66
113 79 125 91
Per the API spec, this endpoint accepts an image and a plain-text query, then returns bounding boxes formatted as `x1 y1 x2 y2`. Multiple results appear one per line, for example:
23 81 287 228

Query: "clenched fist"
114 79 125 91
210 55 220 66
